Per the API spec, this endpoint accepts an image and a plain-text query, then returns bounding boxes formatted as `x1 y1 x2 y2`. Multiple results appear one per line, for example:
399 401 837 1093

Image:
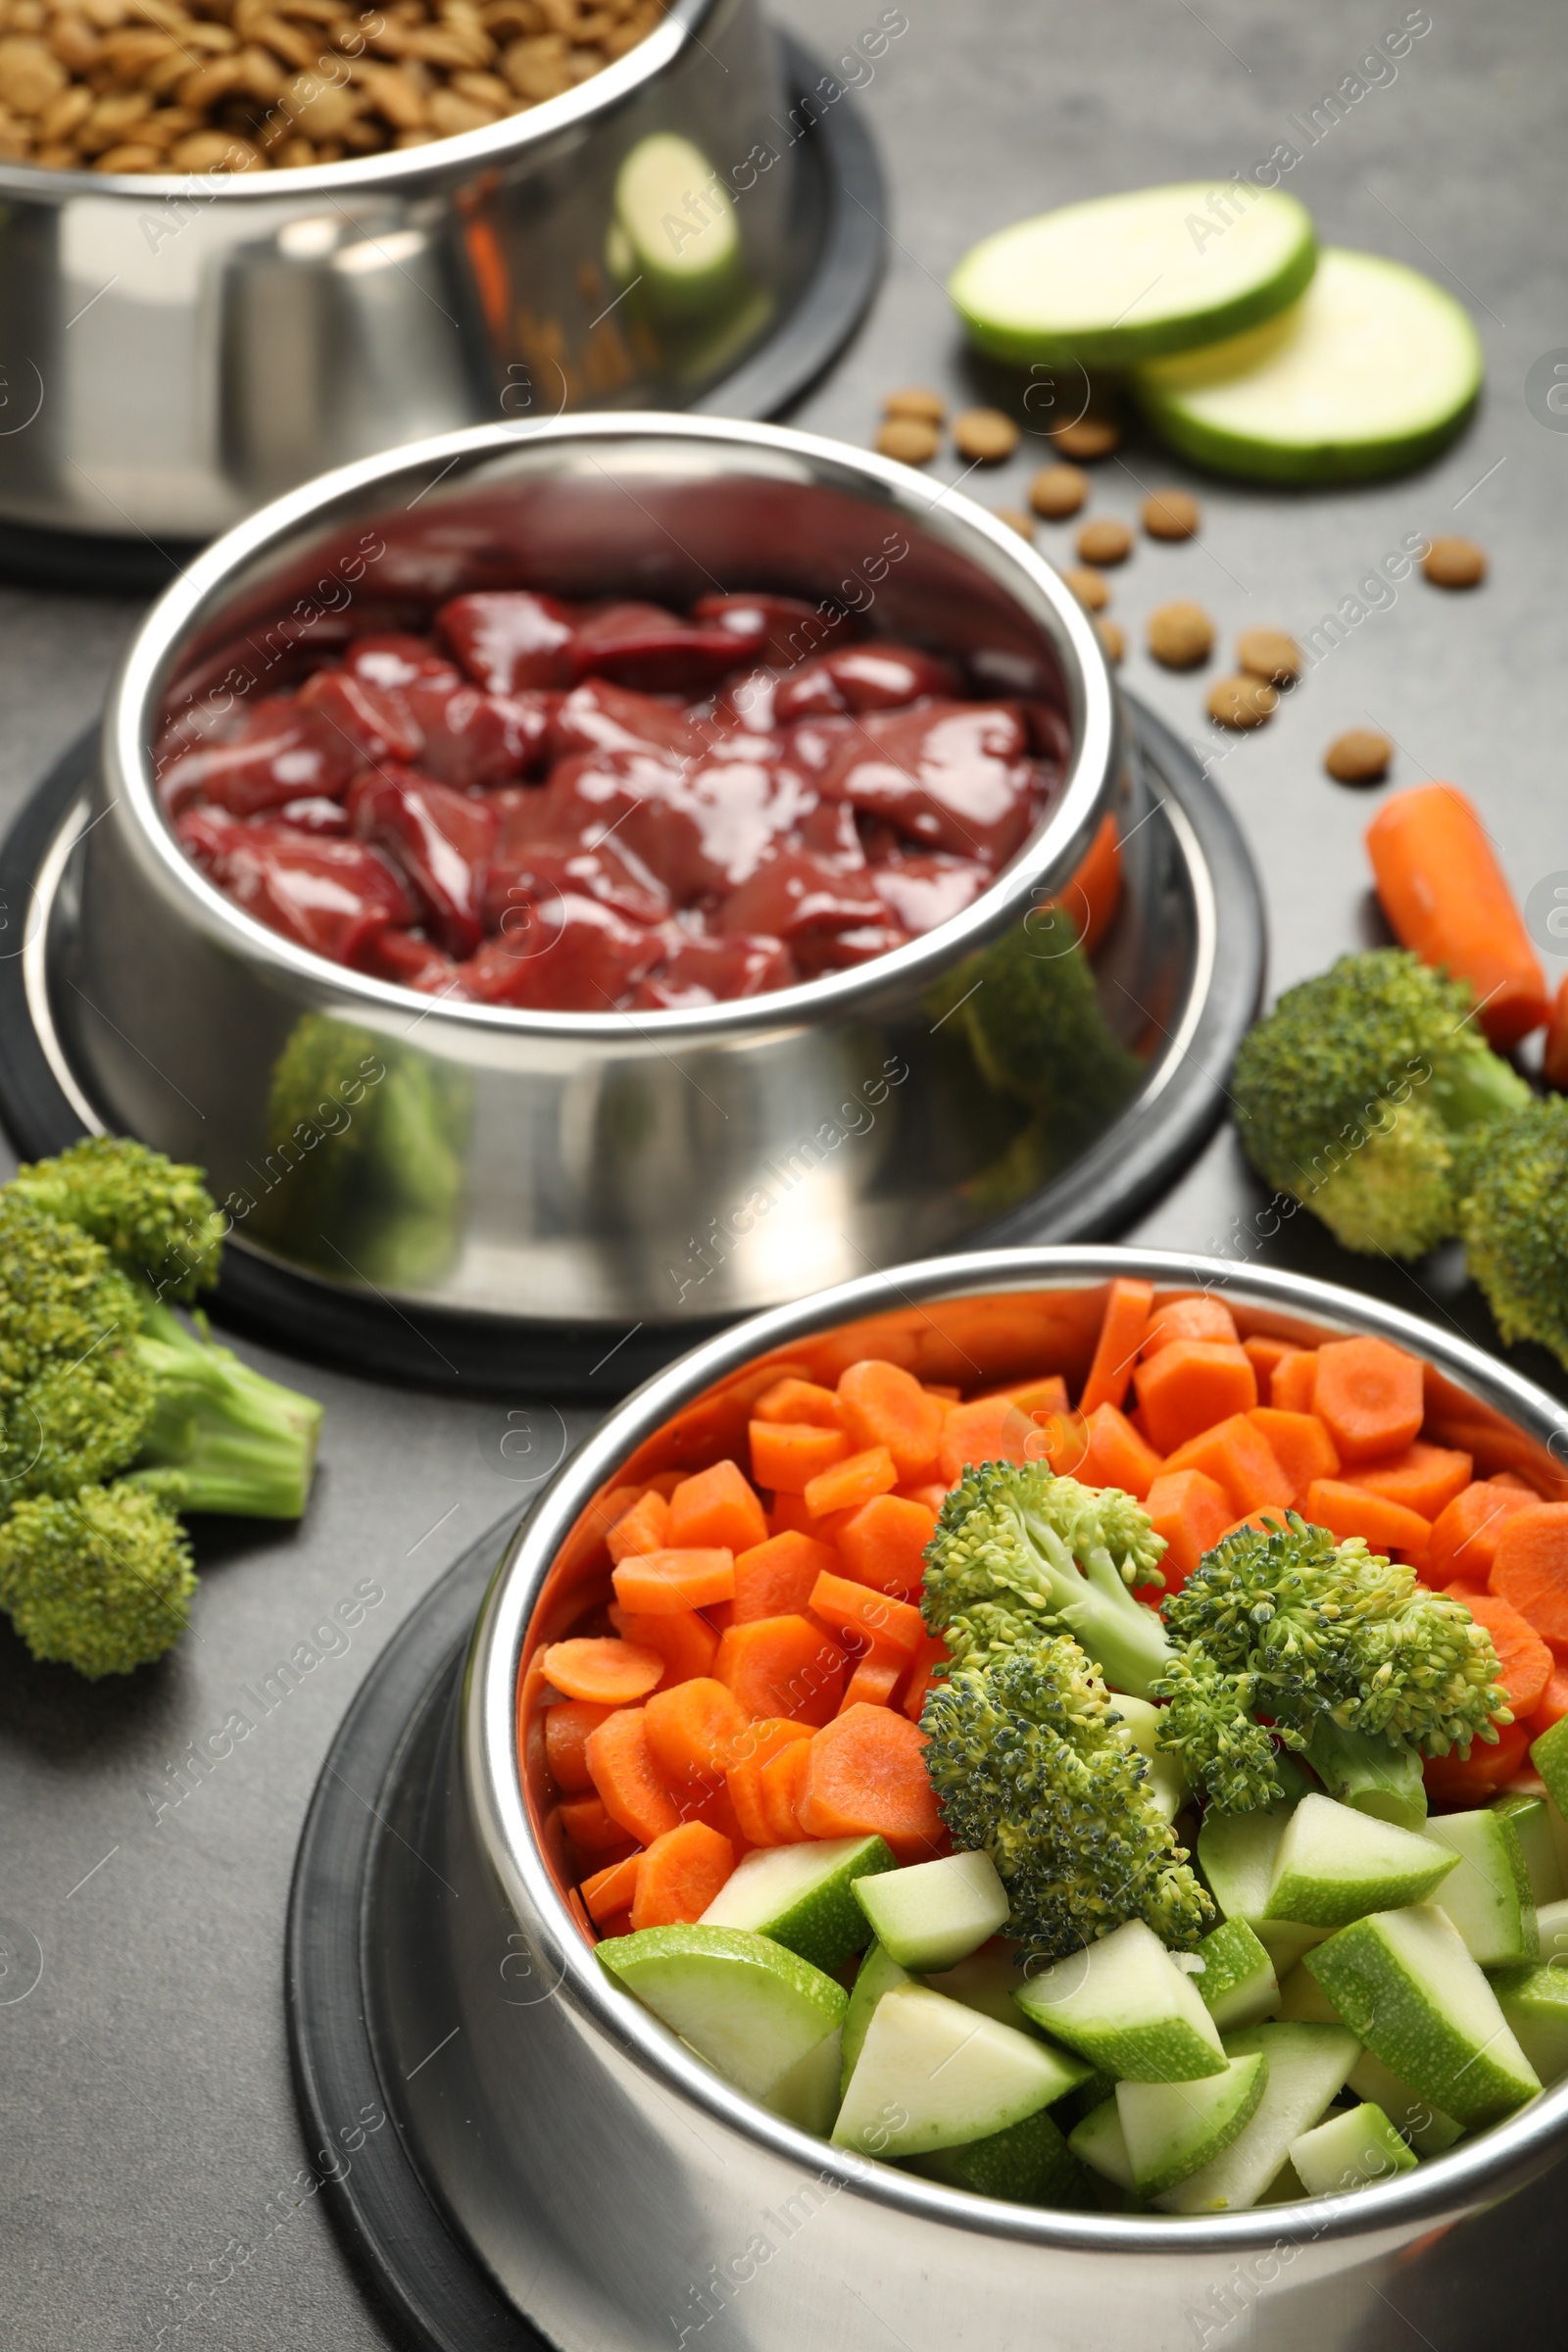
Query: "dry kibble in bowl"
1142 489 1200 541
1324 728 1394 784
1147 601 1214 669
875 417 940 465
1237 627 1302 685
1060 565 1110 612
883 387 946 423
1050 415 1121 460
1422 534 1488 588
1028 464 1088 519
1075 515 1133 566
1208 674 1278 729
953 408 1020 462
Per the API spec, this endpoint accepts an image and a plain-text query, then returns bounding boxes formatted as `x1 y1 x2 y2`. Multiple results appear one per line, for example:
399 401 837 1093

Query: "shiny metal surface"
0 0 801 538
68 412 1190 1331
370 1248 1568 2352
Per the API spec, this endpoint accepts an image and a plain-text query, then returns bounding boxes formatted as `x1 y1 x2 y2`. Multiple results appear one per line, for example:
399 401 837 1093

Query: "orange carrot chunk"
630 1820 735 1932
606 1488 672 1564
732 1529 841 1623
666 1459 770 1555
838 1493 938 1599
1303 1479 1433 1559
542 1636 665 1706
798 1704 945 1863
582 1852 643 1925
558 1794 634 1855
1269 1349 1319 1413
902 1632 950 1722
841 1652 905 1711
611 1547 736 1615
1366 784 1548 1049
808 1568 925 1660
545 1697 615 1792
584 1707 682 1845
1163 1413 1292 1516
1490 1503 1568 1654
1057 809 1122 956
1526 1663 1568 1734
760 1739 812 1843
608 1602 719 1689
1077 1401 1164 1499
1145 1469 1235 1594
1423 1719 1530 1803
1351 1443 1474 1523
1243 1336 1293 1389
988 1374 1071 1418
1133 1341 1257 1455
1140 1295 1240 1357
752 1376 845 1427
750 1418 850 1494
644 1676 748 1789
1458 1591 1552 1717
724 1718 811 1844
1426 1480 1541 1586
804 1445 898 1520
1078 1276 1154 1415
938 1396 1041 1484
713 1613 848 1726
836 1358 947 1483
1246 1408 1342 1505
1311 1337 1425 1466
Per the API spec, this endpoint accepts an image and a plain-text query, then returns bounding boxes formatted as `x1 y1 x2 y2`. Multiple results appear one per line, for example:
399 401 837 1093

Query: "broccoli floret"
953 916 1144 1151
923 1461 1173 1698
126 1325 321 1519
0 1484 194 1677
8 1136 225 1309
1232 950 1531 1256
1460 1096 1568 1372
1153 1512 1507 1810
0 1200 153 1500
921 1632 1215 1958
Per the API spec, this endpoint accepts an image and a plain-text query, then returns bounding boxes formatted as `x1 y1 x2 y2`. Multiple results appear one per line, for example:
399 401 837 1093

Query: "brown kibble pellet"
1028 464 1088 520
1060 565 1110 612
1207 674 1278 730
993 507 1035 541
1051 415 1121 462
1324 728 1394 785
883 387 945 424
1075 516 1133 567
1096 617 1125 666
1237 627 1301 685
1142 489 1200 542
1147 601 1215 670
953 408 1020 463
1422 534 1487 589
875 417 939 466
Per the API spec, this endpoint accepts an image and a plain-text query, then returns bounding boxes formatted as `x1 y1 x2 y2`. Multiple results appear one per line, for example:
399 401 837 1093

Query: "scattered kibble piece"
993 508 1035 540
1061 565 1111 612
1237 627 1301 684
875 417 940 465
1208 674 1279 729
953 408 1021 462
1142 489 1200 541
1324 728 1394 784
883 387 946 423
1051 416 1121 461
1029 464 1089 519
1147 601 1215 669
1422 534 1487 589
1075 516 1134 566
1097 617 1126 665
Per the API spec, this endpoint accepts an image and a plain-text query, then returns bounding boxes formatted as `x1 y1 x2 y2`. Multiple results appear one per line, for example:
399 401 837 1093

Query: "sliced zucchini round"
949 182 1316 370
1137 247 1484 483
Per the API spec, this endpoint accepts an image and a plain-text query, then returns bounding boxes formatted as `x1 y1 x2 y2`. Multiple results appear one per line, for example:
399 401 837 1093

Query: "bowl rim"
0 0 725 201
467 1244 1568 2252
102 410 1119 1042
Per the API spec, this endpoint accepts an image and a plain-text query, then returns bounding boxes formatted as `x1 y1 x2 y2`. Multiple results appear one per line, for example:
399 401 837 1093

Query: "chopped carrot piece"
1077 1401 1163 1499
1269 1349 1319 1412
1311 1337 1425 1466
750 1418 849 1494
1141 1295 1240 1356
1303 1479 1433 1559
1366 784 1548 1050
559 1793 636 1854
666 1459 769 1555
1145 1469 1234 1594
838 1493 937 1599
582 1852 642 1925
769 1490 815 1536
808 1568 924 1659
542 1636 665 1705
1352 1443 1474 1523
842 1651 906 1710
725 1719 810 1844
606 1488 671 1564
1491 1503 1568 1654
713 1613 848 1725
760 1739 812 1842
900 1481 951 1515
630 1820 735 1932
608 1602 718 1688
644 1677 748 1788
1525 1663 1568 1734
732 1529 840 1623
1078 1276 1153 1414
938 1396 1041 1484
1133 1341 1257 1454
902 1632 949 1722
805 1445 898 1519
1164 1414 1292 1515
611 1547 735 1615
1460 1591 1553 1717
923 1384 963 1403
584 1707 682 1845
836 1358 946 1483
545 1697 614 1792
1247 1408 1342 1504
1030 1409 1090 1477
1243 1335 1293 1389
1059 808 1122 956
798 1703 945 1862
1423 1719 1530 1803
752 1376 844 1427
1426 1480 1541 1586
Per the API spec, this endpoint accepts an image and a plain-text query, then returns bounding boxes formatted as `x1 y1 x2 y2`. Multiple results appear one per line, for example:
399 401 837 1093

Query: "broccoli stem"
126 1316 322 1519
1304 1718 1429 1833
1031 1523 1173 1699
1427 1047 1532 1139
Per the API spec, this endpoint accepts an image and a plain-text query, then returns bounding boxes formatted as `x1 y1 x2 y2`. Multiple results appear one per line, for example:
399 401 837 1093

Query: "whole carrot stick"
1365 785 1547 1048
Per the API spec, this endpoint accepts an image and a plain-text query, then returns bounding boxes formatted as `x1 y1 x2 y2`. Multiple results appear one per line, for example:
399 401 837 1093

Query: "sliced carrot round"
542 1636 664 1705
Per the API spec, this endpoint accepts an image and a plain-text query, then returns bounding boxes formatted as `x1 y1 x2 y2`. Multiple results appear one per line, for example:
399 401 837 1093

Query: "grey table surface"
4 2 1565 2344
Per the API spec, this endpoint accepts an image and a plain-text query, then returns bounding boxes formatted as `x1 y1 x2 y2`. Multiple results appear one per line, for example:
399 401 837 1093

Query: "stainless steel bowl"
60 410 1212 1334
0 0 799 539
369 1248 1568 2352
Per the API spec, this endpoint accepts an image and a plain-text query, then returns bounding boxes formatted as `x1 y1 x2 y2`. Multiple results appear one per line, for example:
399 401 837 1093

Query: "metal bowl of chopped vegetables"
366 1247 1568 2352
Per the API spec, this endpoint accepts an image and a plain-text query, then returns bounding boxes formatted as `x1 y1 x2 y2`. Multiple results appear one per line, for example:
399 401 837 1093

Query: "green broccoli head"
1461 1095 1568 1372
0 1483 194 1677
921 1631 1215 1958
923 1460 1172 1699
0 1201 153 1502
1232 950 1532 1257
8 1136 225 1307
